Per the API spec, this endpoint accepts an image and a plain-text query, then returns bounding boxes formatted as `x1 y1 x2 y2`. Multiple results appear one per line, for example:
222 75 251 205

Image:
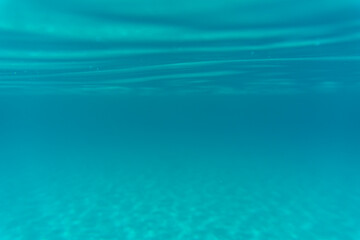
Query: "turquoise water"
1 0 360 239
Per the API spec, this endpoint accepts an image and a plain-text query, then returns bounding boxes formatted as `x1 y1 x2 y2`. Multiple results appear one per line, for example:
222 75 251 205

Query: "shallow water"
1 0 360 239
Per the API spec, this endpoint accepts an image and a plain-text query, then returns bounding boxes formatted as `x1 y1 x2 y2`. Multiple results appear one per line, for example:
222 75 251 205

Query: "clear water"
1 0 360 239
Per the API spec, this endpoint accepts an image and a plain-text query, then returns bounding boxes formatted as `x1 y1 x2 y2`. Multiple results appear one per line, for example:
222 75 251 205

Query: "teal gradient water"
1 0 360 239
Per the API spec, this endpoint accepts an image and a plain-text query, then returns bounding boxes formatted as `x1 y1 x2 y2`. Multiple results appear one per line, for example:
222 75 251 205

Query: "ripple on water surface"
0 0 360 94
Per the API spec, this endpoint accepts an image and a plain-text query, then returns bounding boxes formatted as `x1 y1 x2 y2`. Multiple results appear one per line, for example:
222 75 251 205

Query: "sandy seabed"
0 158 359 240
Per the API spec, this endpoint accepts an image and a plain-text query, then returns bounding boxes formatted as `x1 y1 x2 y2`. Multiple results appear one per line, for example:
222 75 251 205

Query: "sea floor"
0 151 359 240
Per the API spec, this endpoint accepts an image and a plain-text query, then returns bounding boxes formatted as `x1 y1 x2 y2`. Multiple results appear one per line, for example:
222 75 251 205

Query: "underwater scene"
1 0 360 239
